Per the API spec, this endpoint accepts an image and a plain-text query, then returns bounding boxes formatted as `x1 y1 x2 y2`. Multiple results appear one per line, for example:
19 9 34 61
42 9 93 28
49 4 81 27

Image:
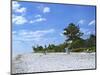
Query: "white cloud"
30 14 46 24
80 28 89 34
16 7 26 13
60 33 64 37
80 28 89 39
78 19 85 25
12 31 17 34
43 7 50 13
86 31 92 35
35 14 42 18
88 20 95 26
80 28 95 39
12 1 26 13
32 29 54 37
37 5 50 13
12 15 27 25
59 31 65 37
12 1 20 10
12 1 27 25
30 17 46 23
13 29 55 42
35 18 46 22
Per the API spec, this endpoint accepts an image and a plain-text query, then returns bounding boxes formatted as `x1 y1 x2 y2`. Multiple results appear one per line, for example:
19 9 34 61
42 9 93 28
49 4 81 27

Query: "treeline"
32 43 67 53
68 34 96 52
32 23 96 53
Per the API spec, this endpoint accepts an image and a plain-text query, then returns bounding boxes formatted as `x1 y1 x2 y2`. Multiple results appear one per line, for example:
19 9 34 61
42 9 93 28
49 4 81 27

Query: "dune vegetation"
32 23 96 53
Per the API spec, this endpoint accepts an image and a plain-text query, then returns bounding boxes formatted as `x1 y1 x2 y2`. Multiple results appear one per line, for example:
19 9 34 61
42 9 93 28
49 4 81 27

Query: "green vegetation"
32 23 96 53
33 43 67 53
63 23 83 41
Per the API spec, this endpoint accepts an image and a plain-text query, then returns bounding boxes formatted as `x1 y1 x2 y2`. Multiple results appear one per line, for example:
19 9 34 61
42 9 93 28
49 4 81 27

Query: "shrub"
71 48 86 52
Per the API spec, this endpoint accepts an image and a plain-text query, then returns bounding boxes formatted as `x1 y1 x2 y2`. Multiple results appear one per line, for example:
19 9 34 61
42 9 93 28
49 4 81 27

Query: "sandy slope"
12 52 96 74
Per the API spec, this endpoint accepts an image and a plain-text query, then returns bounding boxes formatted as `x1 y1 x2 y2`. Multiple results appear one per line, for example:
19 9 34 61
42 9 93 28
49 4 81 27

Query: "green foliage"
32 45 44 53
69 38 85 49
87 46 96 52
87 34 96 47
54 44 66 52
32 23 96 53
71 48 86 52
63 23 83 41
32 43 68 53
63 23 96 52
63 23 84 51
71 47 96 52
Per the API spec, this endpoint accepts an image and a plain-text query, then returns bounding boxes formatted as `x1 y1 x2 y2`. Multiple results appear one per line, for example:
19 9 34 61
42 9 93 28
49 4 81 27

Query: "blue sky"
12 1 96 55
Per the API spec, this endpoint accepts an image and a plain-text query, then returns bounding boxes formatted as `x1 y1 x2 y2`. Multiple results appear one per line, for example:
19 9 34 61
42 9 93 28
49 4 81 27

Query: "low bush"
71 48 87 52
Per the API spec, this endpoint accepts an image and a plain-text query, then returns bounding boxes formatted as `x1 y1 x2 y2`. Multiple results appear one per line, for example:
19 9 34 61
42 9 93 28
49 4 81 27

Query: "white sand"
12 52 96 74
